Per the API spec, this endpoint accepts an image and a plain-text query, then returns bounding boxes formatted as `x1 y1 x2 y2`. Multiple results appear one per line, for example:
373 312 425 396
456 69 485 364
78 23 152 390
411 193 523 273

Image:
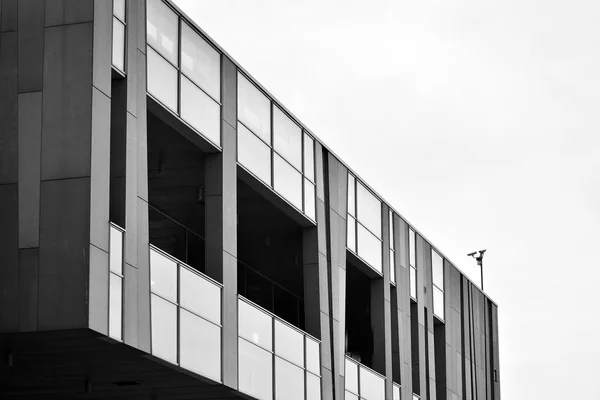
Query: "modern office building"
0 1 500 399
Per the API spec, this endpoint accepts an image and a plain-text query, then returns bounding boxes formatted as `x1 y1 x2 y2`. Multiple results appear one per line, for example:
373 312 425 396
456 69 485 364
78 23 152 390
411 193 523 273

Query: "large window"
237 74 316 221
111 0 126 73
347 173 383 273
432 249 445 320
409 228 417 299
146 0 221 146
150 246 222 382
238 298 321 400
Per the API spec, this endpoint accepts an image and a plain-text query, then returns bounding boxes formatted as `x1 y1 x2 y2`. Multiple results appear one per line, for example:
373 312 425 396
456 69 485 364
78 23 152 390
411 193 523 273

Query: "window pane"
113 0 125 21
432 250 444 289
274 154 302 210
180 309 221 381
150 248 177 301
359 366 385 400
239 299 273 351
409 229 416 267
306 337 320 376
180 266 221 324
109 226 123 275
345 358 358 394
390 249 395 284
151 294 177 363
347 216 356 252
181 23 220 100
413 394 420 400
112 18 125 72
304 133 315 182
410 266 417 299
273 107 302 170
389 210 394 250
238 123 271 185
345 391 359 400
109 273 122 340
147 47 178 112
357 223 383 273
274 320 304 367
304 179 316 221
238 73 271 144
180 76 221 146
433 286 445 320
307 372 321 400
347 174 355 217
393 384 401 400
239 339 273 400
357 182 381 238
146 0 178 64
275 357 304 400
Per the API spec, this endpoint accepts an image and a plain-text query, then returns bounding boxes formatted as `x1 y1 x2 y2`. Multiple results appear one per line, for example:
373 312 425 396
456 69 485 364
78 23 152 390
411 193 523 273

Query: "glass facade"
389 209 396 284
237 73 316 220
109 225 124 341
409 228 417 299
347 173 383 273
345 356 385 400
146 0 221 146
238 298 321 400
393 383 401 400
112 6 126 73
149 247 222 382
432 249 445 320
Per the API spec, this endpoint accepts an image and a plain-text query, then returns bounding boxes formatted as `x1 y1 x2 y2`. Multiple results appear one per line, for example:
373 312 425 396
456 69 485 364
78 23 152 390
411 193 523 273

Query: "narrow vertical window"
389 209 395 284
112 0 126 73
431 250 444 320
409 228 417 300
109 224 124 341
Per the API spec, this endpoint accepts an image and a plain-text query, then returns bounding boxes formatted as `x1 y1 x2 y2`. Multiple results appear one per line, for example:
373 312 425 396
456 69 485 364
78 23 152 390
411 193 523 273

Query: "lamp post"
467 249 486 291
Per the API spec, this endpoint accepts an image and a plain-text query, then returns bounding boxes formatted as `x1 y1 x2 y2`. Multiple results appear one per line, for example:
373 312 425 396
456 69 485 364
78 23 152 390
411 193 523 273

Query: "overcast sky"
173 1 600 398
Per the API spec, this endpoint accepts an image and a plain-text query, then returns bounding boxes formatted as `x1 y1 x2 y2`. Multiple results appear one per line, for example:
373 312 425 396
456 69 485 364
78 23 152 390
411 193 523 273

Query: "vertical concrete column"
324 153 348 400
205 56 238 389
376 205 393 398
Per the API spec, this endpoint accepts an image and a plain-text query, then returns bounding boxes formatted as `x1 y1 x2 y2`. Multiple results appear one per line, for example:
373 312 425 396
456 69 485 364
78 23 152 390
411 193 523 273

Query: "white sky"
173 1 600 398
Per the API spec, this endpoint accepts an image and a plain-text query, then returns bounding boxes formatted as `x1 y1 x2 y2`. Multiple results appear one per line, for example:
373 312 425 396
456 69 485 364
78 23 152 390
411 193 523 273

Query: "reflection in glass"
410 266 417 299
357 182 382 238
150 248 177 301
347 173 356 217
180 76 220 146
304 179 316 221
359 365 385 400
433 286 445 320
274 154 302 210
307 372 321 400
238 123 271 185
432 250 444 289
151 294 177 363
304 133 315 182
275 320 304 367
306 337 320 375
180 266 221 324
239 338 273 400
238 73 271 144
180 309 221 381
109 226 123 275
413 395 420 400
181 23 220 101
275 357 304 400
409 229 416 267
147 48 178 112
147 0 178 64
357 223 383 273
112 18 125 72
113 0 125 21
347 216 356 252
345 358 358 394
238 300 273 351
390 249 396 284
273 107 302 170
345 391 359 400
109 273 122 340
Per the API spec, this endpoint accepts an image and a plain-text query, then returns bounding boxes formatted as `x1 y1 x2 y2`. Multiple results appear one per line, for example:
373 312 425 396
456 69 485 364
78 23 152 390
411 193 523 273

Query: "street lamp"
467 249 486 291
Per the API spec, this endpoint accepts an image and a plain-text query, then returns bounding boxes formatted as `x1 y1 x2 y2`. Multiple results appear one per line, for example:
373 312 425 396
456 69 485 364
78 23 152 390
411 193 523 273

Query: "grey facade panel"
0 183 19 333
18 248 39 332
44 0 94 27
17 0 44 93
0 31 18 184
0 0 17 32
